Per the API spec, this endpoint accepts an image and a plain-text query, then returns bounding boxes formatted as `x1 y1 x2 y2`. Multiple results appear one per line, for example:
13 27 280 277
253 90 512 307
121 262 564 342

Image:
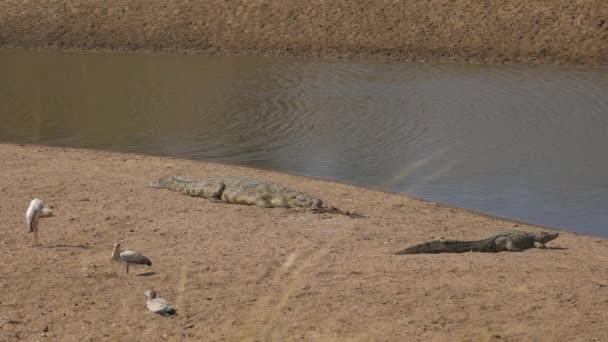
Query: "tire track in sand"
174 261 190 316
235 237 343 341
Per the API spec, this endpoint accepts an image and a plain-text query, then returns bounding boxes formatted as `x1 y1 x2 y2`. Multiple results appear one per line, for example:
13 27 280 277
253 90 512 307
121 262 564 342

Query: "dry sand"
1 143 607 341
1 0 607 65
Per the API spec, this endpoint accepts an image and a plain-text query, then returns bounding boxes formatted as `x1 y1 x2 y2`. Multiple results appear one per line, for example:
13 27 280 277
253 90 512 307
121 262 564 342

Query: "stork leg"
34 224 39 247
126 264 130 274
32 218 39 247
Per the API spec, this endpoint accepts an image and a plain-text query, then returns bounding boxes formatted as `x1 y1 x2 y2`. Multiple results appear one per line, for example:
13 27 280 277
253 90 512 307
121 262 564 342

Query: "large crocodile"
395 230 559 254
147 176 324 208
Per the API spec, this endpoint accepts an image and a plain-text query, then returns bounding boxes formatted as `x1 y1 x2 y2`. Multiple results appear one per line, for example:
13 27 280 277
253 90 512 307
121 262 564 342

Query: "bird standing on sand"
111 241 152 274
25 198 53 247
143 290 176 316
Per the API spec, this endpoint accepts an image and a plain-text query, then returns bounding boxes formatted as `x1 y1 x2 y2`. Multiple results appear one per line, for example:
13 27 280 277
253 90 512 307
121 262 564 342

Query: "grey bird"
143 290 176 316
111 241 152 274
25 198 53 247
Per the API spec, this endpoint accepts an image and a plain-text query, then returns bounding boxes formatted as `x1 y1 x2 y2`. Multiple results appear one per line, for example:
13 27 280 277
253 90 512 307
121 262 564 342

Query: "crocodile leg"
505 239 523 252
254 196 272 207
270 195 290 208
205 182 226 200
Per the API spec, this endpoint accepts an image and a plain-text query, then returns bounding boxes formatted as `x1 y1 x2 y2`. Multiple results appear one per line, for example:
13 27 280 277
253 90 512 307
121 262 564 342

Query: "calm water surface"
1 51 607 236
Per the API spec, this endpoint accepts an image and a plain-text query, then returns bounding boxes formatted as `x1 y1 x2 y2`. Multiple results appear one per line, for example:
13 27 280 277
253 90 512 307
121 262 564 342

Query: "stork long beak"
111 244 120 263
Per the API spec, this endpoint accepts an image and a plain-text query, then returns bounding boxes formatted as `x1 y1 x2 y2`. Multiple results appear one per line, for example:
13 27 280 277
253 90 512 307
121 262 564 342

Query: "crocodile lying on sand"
395 230 559 254
147 176 323 208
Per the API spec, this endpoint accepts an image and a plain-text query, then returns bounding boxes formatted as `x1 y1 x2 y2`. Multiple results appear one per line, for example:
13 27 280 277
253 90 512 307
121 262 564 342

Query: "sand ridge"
0 143 607 341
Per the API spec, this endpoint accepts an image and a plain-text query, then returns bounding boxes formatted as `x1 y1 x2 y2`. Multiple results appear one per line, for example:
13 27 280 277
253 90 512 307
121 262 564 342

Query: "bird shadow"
47 244 91 249
136 272 158 277
547 247 569 250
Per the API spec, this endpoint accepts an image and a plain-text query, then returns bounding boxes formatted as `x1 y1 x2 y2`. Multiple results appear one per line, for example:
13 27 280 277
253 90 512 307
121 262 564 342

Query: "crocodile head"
286 193 323 208
311 198 323 208
534 231 559 244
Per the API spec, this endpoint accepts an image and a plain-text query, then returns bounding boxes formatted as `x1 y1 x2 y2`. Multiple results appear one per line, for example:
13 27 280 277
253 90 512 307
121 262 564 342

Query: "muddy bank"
0 1 607 64
1 143 607 341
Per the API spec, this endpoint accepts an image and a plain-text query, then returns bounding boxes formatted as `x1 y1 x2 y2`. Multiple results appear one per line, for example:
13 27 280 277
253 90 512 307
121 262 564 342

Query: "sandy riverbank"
0 143 607 341
0 1 607 65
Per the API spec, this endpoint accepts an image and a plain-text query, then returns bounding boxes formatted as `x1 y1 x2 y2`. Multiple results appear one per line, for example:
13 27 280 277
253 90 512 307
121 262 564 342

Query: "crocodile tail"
145 180 163 188
395 241 449 254
146 176 197 192
145 176 173 189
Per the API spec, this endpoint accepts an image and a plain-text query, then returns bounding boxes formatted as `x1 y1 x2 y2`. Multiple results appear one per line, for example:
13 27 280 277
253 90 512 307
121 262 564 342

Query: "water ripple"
1 51 608 236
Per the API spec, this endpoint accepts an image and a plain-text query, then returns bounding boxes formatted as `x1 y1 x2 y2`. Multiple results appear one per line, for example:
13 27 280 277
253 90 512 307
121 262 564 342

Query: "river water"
1 51 607 236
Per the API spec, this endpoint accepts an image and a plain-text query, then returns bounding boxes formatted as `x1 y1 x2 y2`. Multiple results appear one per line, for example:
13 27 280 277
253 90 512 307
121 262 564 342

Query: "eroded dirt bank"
1 143 607 341
0 0 607 64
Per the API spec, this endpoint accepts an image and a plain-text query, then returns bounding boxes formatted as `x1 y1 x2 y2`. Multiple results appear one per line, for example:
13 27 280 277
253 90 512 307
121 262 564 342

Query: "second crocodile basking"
395 230 559 254
147 175 324 209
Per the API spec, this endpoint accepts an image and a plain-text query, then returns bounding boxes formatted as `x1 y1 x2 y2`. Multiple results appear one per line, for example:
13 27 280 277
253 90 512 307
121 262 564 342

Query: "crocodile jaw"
537 232 559 244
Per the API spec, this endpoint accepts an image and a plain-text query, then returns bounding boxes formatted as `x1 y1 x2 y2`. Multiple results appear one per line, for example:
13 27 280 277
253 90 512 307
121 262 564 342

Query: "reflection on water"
1 51 607 236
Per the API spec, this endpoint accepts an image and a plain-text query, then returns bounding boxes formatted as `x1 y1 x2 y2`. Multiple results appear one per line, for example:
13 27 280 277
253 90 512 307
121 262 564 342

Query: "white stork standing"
111 241 152 274
25 199 53 247
143 290 176 316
